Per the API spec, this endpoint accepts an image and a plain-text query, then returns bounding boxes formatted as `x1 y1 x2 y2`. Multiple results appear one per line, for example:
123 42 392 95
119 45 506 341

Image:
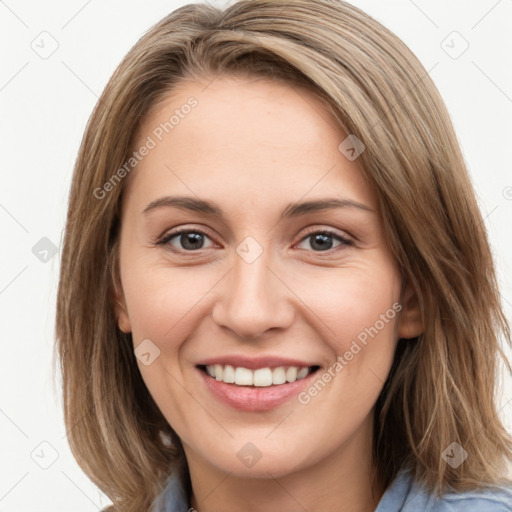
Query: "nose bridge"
212 238 294 339
233 246 274 304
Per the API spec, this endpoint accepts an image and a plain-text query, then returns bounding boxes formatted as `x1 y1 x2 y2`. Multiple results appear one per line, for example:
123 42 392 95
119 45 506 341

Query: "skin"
115 75 422 512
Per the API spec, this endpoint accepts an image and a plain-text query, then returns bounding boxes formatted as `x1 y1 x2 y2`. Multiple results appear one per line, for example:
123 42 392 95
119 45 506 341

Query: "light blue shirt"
151 466 512 511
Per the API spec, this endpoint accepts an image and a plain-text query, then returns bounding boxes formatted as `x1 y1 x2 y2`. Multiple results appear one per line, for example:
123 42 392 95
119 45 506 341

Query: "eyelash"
157 226 354 254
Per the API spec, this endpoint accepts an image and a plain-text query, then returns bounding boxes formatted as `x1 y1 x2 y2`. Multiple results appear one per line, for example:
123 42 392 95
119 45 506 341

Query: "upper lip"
196 355 320 370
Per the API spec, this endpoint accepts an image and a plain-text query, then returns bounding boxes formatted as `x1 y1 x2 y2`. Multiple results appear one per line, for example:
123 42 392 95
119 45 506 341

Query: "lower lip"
197 367 318 411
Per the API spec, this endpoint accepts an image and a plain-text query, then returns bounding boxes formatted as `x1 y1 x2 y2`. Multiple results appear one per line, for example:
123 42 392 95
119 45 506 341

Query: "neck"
185 413 384 512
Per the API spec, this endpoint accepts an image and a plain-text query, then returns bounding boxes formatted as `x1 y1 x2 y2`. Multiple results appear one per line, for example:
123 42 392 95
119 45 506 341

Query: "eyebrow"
142 196 374 219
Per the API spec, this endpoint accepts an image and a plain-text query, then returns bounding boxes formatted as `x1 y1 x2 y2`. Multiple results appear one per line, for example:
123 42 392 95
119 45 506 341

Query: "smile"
196 362 321 412
200 364 319 386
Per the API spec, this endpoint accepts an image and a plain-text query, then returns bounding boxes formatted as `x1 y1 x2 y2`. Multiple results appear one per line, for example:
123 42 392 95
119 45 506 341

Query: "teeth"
285 366 297 382
253 368 272 387
297 367 309 380
234 367 253 386
204 364 314 386
272 367 287 385
214 364 223 381
223 364 235 383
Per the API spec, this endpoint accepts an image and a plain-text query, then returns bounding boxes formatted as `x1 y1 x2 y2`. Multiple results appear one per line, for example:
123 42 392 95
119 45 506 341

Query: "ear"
397 281 423 339
114 290 132 334
112 256 132 334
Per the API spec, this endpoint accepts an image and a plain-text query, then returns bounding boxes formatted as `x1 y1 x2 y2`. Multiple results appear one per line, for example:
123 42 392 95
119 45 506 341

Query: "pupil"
182 232 204 250
311 233 332 251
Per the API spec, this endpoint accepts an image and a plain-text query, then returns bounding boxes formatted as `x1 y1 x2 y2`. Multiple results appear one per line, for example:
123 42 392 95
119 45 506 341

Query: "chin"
190 434 328 480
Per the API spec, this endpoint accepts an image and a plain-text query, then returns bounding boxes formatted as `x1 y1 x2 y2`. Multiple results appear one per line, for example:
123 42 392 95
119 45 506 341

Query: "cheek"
120 264 213 433
296 263 400 346
122 263 215 345
294 263 401 398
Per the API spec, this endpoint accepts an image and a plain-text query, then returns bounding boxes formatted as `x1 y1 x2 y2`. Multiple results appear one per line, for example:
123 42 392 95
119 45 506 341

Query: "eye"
157 228 215 252
296 229 353 252
157 227 353 253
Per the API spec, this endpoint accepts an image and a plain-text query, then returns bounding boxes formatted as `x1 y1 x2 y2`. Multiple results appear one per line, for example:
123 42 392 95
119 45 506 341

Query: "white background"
1 0 511 510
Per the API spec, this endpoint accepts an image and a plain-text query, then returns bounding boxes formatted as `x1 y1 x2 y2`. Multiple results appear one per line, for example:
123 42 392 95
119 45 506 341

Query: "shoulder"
431 486 512 511
376 467 512 512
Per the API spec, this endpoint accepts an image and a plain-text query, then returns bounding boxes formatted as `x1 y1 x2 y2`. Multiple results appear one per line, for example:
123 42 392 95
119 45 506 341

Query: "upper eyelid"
158 227 215 245
299 226 353 242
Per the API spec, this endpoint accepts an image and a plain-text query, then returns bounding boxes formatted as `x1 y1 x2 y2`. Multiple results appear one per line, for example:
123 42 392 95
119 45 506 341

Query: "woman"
55 1 512 511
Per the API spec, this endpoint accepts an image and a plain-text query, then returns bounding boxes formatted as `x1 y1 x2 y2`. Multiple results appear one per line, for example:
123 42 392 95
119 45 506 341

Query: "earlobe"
111 247 132 333
397 283 423 340
115 298 132 333
113 281 132 334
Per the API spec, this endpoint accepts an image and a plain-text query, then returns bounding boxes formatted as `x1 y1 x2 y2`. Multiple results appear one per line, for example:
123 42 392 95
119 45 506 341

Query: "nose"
211 244 295 340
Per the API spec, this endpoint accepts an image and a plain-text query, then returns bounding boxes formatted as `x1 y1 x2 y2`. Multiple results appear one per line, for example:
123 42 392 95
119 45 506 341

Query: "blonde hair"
55 1 512 510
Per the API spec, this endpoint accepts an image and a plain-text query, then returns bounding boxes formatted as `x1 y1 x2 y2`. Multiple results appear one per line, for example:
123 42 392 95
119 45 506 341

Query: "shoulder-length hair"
55 1 512 510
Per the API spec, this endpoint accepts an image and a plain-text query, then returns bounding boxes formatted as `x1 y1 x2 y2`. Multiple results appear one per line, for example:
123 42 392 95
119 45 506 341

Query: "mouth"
197 364 321 387
195 363 322 411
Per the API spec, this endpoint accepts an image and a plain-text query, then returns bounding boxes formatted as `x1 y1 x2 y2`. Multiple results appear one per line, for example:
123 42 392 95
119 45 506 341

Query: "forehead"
126 75 376 212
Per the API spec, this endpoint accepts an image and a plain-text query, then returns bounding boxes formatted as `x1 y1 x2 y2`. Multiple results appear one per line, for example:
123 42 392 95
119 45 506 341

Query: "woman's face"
115 75 419 479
